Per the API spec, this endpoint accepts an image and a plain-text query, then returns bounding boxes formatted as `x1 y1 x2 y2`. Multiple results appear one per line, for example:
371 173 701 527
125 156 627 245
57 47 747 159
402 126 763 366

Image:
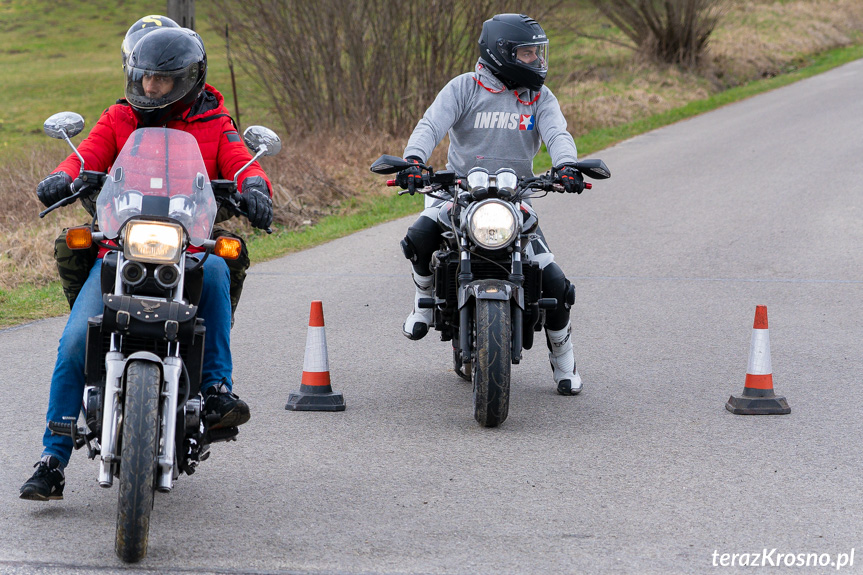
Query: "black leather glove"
555 165 585 194
395 157 423 195
241 176 273 229
36 172 73 208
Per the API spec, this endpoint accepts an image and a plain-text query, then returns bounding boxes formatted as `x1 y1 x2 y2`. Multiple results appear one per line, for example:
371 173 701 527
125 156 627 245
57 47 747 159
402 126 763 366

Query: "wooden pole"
226 24 241 132
167 0 195 30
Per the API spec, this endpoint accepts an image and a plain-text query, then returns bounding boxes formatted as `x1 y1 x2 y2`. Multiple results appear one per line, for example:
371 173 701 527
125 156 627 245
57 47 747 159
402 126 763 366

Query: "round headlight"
466 199 518 249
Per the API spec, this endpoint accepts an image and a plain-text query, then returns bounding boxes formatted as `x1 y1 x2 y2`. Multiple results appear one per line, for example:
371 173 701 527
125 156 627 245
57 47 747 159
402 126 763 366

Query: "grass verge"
0 282 68 329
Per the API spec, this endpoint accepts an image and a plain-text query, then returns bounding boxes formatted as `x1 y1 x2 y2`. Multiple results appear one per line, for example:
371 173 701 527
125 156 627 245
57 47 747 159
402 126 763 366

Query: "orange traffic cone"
285 301 346 412
725 305 790 415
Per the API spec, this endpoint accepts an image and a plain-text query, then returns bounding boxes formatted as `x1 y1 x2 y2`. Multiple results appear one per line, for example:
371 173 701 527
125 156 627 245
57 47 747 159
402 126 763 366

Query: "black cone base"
285 390 346 411
726 393 790 415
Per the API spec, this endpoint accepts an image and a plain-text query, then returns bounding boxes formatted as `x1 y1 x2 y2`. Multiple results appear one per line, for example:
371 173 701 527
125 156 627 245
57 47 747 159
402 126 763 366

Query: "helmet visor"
509 41 548 74
125 63 200 111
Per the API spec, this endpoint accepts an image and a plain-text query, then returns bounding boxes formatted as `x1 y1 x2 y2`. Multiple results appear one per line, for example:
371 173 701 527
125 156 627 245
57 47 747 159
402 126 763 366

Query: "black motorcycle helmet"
121 15 179 68
478 14 549 92
124 27 207 127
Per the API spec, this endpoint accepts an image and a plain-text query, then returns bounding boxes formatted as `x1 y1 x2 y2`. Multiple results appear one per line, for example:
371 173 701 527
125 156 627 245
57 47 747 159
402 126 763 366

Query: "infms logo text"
474 112 534 131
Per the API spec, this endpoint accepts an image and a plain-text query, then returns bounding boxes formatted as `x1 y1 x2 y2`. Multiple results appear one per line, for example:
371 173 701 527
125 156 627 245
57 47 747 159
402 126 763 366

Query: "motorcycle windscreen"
96 128 217 246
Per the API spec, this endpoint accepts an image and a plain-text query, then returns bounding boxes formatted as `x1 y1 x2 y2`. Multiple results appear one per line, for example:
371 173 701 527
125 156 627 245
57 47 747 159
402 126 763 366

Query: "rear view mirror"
44 112 85 140
243 126 281 157
574 159 611 180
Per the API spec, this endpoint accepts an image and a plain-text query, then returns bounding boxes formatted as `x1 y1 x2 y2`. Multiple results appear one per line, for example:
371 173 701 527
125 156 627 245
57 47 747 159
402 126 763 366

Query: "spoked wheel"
472 299 511 427
115 360 161 563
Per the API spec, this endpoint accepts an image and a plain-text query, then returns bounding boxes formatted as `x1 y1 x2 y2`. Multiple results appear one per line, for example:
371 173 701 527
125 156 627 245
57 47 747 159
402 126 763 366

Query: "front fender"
458 279 523 310
124 350 163 367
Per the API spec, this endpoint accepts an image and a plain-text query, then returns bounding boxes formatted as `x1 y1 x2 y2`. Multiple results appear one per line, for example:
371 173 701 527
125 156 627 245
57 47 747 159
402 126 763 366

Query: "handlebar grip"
585 182 592 190
232 194 273 234
386 179 397 187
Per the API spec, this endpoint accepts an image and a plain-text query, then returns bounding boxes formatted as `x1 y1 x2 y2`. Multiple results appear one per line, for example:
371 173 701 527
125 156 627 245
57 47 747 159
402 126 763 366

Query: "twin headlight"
123 221 184 264
465 199 518 250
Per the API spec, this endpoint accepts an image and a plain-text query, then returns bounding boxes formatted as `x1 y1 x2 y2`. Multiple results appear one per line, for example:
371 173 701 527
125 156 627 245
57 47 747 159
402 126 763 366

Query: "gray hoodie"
403 61 578 180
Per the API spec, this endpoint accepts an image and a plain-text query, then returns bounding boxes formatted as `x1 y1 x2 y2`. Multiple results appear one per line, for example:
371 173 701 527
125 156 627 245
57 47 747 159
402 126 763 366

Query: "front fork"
97 344 181 491
98 341 124 487
456 236 526 367
157 351 182 492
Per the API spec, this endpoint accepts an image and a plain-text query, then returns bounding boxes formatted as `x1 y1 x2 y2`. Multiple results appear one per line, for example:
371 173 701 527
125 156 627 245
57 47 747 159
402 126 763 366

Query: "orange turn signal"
214 236 242 260
65 226 93 250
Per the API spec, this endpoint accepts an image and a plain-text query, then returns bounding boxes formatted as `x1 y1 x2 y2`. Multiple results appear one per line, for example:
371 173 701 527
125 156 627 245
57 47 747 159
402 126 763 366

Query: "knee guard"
403 216 440 276
564 278 575 307
542 263 574 331
400 236 417 262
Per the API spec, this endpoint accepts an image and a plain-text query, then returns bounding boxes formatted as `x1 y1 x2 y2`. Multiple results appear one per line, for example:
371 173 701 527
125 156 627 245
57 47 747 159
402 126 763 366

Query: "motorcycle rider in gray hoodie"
397 13 586 396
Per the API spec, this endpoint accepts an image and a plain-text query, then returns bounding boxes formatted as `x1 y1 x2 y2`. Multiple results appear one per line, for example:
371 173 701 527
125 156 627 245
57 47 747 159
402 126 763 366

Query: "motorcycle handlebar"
386 164 595 197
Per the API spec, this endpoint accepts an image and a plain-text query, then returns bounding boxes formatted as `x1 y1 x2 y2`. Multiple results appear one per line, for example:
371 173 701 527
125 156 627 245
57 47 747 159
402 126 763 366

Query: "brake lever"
39 189 84 218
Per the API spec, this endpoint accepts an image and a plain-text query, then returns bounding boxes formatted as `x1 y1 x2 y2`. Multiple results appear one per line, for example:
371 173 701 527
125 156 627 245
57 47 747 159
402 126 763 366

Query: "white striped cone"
726 305 790 415
285 301 346 411
744 305 773 394
301 308 331 390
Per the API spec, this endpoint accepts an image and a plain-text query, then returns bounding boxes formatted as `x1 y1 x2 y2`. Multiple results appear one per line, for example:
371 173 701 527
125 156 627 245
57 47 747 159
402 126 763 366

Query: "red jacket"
55 84 271 193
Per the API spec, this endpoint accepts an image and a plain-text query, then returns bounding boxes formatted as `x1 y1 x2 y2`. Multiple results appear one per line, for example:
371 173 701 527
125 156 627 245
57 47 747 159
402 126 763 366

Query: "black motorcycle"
39 111 280 562
371 155 610 427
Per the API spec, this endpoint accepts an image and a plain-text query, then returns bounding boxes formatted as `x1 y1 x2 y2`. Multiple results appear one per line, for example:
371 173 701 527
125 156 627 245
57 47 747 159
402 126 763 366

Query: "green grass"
0 0 274 154
0 282 68 328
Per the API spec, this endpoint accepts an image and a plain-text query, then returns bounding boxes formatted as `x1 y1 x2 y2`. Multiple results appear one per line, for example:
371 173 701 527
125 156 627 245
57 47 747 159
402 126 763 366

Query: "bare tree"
588 0 728 67
211 0 507 136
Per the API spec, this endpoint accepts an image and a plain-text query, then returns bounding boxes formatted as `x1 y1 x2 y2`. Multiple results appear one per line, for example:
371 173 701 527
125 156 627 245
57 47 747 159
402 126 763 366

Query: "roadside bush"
589 0 729 67
210 0 508 136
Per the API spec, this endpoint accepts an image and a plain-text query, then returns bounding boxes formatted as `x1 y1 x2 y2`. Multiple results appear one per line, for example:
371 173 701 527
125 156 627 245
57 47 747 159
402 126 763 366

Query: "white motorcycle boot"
403 273 434 340
547 322 583 395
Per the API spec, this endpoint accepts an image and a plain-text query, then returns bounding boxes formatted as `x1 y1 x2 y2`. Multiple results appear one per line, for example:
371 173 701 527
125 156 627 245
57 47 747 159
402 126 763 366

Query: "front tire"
115 360 161 563
472 299 511 427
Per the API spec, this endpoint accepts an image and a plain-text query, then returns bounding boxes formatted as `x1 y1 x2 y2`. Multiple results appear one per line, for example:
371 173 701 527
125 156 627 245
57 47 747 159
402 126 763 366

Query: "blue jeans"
41 255 233 466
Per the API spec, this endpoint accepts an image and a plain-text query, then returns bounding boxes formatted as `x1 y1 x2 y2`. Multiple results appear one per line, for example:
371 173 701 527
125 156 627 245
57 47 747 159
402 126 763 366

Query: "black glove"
241 176 273 229
555 165 585 194
36 172 73 208
395 157 423 195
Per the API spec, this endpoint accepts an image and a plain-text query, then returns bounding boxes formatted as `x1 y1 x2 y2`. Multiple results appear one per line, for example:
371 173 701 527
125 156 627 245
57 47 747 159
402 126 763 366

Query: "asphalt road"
1 59 862 575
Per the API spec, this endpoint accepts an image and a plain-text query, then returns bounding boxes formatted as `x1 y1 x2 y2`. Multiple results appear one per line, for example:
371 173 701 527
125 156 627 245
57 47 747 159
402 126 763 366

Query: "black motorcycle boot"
20 455 65 501
203 380 250 430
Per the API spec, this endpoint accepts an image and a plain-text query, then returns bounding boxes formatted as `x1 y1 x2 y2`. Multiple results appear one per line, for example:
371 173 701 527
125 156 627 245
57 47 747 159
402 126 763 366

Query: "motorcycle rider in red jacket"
21 27 273 501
